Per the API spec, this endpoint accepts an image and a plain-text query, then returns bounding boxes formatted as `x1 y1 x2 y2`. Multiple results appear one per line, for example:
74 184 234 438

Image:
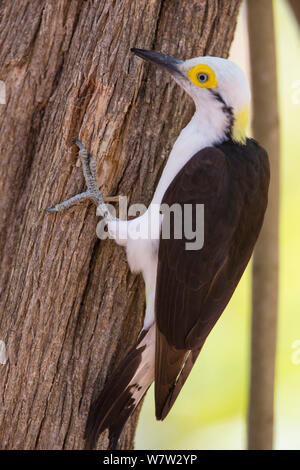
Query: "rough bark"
247 0 280 450
0 0 241 450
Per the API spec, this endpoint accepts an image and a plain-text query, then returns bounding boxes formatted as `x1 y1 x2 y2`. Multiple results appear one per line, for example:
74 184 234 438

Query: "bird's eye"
188 64 217 88
198 73 209 83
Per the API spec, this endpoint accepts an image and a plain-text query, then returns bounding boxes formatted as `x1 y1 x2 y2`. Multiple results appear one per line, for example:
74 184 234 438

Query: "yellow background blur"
136 0 300 450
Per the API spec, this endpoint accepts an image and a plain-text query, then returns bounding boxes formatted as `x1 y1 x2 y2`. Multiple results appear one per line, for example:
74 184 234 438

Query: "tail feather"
158 346 202 420
155 327 203 420
84 325 155 449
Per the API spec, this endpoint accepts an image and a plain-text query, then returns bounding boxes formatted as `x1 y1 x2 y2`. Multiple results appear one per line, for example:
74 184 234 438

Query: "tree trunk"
0 0 241 450
247 0 280 450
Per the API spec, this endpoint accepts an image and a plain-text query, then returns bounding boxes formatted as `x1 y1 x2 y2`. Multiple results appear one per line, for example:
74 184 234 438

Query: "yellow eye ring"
187 64 218 89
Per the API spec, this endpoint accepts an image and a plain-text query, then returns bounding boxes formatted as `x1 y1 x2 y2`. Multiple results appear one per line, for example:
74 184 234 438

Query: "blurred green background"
136 0 300 450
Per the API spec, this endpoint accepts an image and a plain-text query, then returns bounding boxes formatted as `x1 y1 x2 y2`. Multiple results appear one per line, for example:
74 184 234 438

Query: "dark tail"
155 327 203 421
84 325 155 449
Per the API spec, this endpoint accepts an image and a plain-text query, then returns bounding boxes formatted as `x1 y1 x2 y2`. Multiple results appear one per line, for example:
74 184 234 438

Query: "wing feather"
154 140 269 419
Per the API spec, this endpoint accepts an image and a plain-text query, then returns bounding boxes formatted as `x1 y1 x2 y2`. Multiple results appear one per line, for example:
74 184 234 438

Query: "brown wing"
155 140 269 419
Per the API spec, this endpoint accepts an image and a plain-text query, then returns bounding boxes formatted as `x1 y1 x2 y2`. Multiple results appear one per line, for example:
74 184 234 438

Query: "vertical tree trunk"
0 0 241 450
247 0 280 450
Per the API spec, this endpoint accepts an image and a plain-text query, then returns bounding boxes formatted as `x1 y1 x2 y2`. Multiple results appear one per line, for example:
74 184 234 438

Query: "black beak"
131 48 184 77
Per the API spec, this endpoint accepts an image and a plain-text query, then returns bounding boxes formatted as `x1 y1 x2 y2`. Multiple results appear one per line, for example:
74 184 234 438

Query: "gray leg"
46 140 115 221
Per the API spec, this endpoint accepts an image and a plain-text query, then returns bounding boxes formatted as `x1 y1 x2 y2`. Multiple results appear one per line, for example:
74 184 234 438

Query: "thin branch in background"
288 0 300 27
247 0 280 450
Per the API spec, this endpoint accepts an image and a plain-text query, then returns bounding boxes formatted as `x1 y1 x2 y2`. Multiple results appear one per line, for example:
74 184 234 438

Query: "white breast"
125 112 223 276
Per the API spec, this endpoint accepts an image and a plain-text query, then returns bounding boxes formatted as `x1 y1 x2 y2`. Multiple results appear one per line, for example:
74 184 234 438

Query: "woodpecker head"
131 49 250 144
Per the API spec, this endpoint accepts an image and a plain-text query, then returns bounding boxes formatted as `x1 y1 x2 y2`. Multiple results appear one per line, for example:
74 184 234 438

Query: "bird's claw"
46 140 104 213
73 139 85 152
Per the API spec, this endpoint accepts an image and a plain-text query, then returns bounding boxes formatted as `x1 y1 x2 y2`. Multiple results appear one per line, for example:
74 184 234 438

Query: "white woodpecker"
48 49 270 449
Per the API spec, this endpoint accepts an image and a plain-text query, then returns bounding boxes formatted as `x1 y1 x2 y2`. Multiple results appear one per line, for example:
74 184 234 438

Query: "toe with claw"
46 140 107 214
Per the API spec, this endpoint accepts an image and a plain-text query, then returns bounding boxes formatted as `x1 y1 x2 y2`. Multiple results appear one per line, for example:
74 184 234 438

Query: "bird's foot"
46 140 112 219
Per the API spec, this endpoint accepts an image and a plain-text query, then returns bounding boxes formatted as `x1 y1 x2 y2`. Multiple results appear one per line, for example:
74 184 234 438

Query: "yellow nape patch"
187 64 218 89
232 105 249 144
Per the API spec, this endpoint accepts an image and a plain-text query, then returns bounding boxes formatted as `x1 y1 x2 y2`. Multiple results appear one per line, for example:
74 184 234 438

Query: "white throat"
151 103 228 206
